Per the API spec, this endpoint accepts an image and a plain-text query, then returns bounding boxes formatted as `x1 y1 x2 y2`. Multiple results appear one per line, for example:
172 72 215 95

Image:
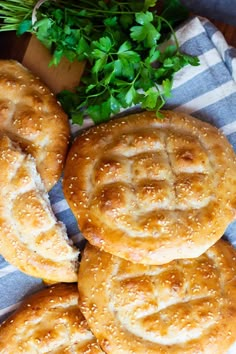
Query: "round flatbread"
63 110 236 264
78 240 236 354
0 59 70 190
0 134 78 283
0 283 104 353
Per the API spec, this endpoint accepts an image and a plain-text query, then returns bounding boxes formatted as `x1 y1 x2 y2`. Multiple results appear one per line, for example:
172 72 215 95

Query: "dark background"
182 0 236 26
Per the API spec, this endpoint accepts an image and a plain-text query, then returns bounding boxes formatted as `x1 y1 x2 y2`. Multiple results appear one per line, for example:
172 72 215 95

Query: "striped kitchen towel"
0 16 236 323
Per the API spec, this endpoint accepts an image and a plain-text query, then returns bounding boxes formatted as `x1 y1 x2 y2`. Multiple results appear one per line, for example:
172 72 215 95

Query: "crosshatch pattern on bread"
0 59 70 191
78 240 236 354
63 110 236 264
0 283 104 353
0 135 79 282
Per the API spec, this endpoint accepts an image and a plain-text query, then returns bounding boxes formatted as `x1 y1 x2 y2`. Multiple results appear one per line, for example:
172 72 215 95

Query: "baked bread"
0 283 104 353
0 135 78 283
0 59 70 190
78 240 236 354
63 110 236 264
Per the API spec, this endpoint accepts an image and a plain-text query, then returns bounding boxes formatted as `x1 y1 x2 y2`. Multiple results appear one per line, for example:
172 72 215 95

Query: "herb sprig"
0 0 199 124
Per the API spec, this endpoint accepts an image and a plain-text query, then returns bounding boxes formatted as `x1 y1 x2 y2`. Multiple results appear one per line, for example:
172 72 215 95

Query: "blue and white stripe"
1 16 236 323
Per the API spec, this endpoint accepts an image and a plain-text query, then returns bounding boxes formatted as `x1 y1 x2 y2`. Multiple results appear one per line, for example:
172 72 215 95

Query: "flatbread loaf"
0 135 78 282
63 110 236 264
78 240 236 354
0 59 70 191
0 283 104 353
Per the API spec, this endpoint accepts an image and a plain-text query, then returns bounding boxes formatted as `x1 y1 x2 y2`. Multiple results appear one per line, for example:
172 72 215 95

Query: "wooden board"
22 35 85 94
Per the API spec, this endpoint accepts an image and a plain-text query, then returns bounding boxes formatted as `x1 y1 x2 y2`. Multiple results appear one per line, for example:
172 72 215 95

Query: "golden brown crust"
0 59 70 190
78 240 236 354
0 283 104 353
0 135 79 282
63 110 236 264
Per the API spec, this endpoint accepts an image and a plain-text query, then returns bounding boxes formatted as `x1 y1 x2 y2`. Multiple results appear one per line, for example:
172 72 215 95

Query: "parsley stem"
158 15 180 51
58 0 136 13
43 1 136 17
63 8 136 16
86 87 108 99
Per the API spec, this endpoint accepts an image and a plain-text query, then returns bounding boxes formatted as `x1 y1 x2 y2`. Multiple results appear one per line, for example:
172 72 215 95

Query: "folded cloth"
0 16 236 323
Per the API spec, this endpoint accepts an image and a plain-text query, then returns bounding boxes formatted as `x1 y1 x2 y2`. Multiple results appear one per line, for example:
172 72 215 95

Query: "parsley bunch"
0 0 199 124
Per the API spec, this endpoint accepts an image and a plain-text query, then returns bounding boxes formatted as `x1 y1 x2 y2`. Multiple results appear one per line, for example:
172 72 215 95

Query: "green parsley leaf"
148 47 160 63
163 57 174 68
116 57 135 80
92 56 108 74
118 41 132 53
119 14 134 29
130 12 161 48
110 95 121 114
76 37 91 60
162 78 173 98
130 23 161 47
142 87 160 109
92 48 107 60
125 86 137 106
156 110 165 119
86 99 111 123
49 48 63 66
14 0 198 124
34 18 53 49
16 19 32 36
164 45 178 57
118 49 140 63
135 11 153 25
53 8 64 23
143 0 158 11
71 111 84 125
183 54 200 66
92 36 113 53
104 16 117 27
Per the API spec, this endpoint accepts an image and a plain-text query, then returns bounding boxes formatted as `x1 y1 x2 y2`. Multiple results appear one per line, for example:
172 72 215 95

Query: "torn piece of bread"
0 283 104 353
0 135 79 283
78 240 236 354
63 110 236 264
0 59 70 191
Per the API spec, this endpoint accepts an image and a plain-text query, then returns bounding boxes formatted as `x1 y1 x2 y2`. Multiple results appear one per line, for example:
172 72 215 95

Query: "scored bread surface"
63 110 236 264
0 135 78 282
78 240 236 354
0 283 104 353
0 59 70 190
